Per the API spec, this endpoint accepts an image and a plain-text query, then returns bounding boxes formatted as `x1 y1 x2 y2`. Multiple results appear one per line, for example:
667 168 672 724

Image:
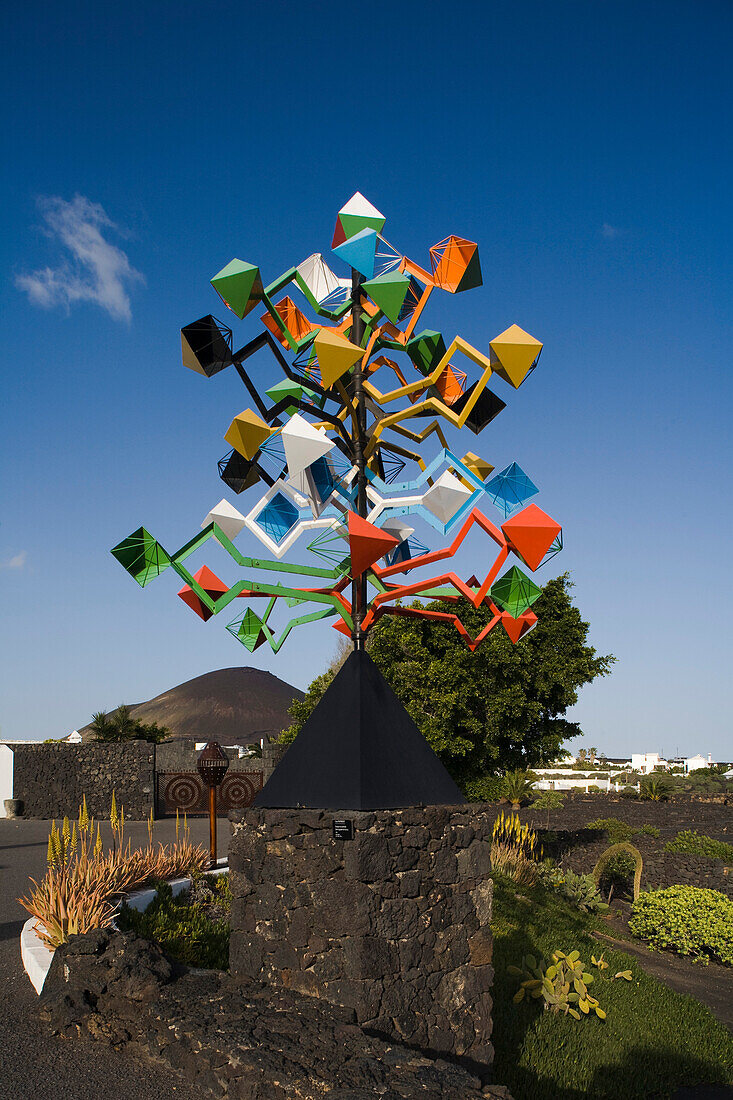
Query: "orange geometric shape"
429 236 482 293
434 363 467 406
347 512 400 578
331 619 353 638
502 504 561 571
501 609 538 644
261 297 317 348
177 565 228 622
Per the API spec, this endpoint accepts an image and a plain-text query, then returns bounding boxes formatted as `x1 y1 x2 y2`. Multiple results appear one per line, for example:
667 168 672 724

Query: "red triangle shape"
331 217 347 249
177 566 228 621
347 512 400 577
501 609 538 644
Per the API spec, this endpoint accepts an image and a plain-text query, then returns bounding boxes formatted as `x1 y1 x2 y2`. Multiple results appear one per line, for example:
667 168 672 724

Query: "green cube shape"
490 566 542 618
406 329 447 376
211 259 263 319
111 528 171 588
362 271 412 325
233 608 265 652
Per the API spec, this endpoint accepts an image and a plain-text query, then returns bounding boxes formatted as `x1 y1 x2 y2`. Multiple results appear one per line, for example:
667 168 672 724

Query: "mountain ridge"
80 666 304 745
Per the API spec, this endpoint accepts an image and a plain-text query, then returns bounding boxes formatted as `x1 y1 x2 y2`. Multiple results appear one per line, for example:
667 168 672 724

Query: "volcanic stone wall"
230 805 495 1070
13 741 155 819
156 739 261 773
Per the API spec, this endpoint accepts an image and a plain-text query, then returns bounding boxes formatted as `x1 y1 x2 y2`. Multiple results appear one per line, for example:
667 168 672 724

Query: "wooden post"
209 784 217 868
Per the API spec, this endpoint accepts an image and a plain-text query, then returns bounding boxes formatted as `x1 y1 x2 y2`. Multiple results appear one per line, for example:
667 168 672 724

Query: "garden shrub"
117 877 231 970
639 824 661 838
508 949 610 1019
629 886 733 966
587 817 636 845
464 775 506 802
502 770 538 808
664 830 733 863
598 849 637 899
592 843 643 902
619 786 639 799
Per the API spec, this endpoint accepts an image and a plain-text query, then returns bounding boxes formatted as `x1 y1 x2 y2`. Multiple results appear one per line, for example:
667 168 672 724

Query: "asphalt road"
0 816 227 1100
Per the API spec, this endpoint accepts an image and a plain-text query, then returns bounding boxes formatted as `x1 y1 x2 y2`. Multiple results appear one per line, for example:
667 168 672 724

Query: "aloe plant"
18 793 209 949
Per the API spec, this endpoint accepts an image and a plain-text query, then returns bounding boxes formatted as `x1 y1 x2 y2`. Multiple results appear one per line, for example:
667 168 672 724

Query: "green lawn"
491 874 733 1099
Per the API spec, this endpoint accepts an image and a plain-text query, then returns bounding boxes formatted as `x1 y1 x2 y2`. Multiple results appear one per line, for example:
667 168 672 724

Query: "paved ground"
595 928 733 1033
0 816 226 1100
2 818 731 1100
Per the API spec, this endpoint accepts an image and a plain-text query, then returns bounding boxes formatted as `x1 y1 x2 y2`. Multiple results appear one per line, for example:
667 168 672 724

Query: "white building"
631 752 668 774
685 753 714 773
65 730 82 744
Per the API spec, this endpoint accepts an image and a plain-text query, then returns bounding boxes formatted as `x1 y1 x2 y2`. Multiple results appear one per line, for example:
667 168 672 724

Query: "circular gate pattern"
219 773 256 812
163 774 203 812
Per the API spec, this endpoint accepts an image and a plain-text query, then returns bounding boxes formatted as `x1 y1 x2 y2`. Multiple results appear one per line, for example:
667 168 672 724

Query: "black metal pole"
350 268 368 652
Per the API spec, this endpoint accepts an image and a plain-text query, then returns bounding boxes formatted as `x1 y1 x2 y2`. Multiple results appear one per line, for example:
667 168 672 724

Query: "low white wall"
0 745 14 816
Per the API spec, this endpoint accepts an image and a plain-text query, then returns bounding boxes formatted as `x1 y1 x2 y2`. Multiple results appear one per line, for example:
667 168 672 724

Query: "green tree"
532 788 566 828
280 574 614 784
90 704 169 744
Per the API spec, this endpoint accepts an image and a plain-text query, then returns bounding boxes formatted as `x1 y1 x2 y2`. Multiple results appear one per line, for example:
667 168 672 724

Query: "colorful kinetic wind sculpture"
112 193 563 656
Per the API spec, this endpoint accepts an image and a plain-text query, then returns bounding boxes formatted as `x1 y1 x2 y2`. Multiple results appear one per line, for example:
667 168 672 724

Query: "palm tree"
90 705 138 742
641 774 672 802
502 769 537 810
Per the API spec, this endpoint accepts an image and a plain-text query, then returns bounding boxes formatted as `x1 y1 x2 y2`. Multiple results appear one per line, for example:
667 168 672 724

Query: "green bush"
592 843 643 902
665 830 733 863
639 824 661 838
464 775 506 802
619 786 638 799
629 886 733 966
117 877 230 969
640 775 673 801
556 869 609 913
587 817 636 845
598 850 637 897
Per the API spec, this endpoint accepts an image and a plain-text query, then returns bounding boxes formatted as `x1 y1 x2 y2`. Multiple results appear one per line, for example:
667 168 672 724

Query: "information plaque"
332 818 354 841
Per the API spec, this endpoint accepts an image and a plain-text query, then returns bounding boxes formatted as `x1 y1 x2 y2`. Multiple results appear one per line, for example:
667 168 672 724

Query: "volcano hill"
80 667 303 745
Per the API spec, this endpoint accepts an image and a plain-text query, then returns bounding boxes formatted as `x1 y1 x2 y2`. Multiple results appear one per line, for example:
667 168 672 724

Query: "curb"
21 860 229 994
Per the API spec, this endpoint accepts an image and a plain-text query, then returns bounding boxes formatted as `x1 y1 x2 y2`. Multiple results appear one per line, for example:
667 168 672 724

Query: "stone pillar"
229 805 494 1069
260 740 287 784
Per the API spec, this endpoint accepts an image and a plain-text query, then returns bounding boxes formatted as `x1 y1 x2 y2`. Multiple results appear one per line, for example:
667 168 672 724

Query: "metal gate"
155 770 263 817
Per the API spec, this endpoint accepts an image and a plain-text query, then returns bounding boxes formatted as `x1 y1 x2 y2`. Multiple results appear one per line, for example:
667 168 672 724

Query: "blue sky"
1 0 731 760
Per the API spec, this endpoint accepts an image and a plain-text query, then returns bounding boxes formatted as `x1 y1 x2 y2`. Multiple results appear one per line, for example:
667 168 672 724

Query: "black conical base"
254 650 464 809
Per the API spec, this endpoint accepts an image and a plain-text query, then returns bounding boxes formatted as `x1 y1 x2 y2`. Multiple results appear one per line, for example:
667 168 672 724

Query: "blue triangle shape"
332 228 378 278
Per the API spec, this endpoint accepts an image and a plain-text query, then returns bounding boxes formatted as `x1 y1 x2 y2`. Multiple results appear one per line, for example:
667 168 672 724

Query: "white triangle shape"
201 498 247 541
380 518 415 543
422 470 473 524
280 413 335 480
296 253 343 304
339 192 385 221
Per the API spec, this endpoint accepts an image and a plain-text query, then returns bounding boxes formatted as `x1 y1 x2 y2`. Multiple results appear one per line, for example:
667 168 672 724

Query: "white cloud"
15 195 144 322
601 223 621 239
0 551 27 570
